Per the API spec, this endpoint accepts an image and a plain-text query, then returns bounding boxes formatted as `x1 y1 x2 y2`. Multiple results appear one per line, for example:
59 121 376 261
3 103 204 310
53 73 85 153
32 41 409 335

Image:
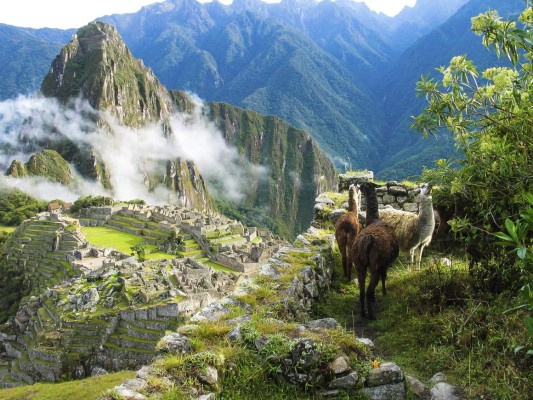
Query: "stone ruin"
79 203 287 274
0 204 285 387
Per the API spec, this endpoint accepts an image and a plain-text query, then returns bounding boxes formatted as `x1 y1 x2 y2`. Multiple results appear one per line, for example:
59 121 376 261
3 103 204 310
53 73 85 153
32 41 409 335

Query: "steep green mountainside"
375 0 524 179
207 98 337 238
41 23 174 126
170 90 337 239
6 149 74 185
0 24 73 101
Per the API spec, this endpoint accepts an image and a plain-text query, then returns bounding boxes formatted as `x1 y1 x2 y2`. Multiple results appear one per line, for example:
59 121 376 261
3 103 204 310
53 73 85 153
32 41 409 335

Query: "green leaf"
505 219 518 241
517 247 527 259
494 232 513 242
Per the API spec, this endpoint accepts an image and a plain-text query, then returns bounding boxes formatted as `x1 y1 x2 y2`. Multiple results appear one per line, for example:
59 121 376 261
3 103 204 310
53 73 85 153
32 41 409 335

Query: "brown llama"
335 184 361 280
351 182 399 320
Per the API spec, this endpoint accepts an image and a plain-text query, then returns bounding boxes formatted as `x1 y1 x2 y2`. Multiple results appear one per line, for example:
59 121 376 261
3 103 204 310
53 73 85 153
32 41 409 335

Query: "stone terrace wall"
338 172 421 213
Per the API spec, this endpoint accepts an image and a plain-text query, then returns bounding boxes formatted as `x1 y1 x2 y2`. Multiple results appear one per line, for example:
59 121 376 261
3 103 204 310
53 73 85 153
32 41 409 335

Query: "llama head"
419 183 433 202
349 184 362 209
358 181 379 195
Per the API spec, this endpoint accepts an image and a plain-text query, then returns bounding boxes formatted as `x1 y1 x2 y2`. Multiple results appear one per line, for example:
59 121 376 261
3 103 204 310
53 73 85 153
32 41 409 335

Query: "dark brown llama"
350 182 399 320
335 185 361 280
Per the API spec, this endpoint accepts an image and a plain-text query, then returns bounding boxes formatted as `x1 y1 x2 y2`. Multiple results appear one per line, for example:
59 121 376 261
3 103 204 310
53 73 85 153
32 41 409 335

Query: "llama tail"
348 184 356 212
356 234 375 265
340 219 357 236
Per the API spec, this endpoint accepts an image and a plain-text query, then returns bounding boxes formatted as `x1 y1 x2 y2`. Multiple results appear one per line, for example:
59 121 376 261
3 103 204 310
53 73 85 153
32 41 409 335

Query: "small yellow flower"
372 360 380 368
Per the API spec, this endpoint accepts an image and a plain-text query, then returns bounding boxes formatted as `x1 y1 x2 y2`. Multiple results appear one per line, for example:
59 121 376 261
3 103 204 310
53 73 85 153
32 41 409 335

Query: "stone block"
329 356 351 375
329 371 359 390
403 203 418 213
360 382 405 400
367 362 403 387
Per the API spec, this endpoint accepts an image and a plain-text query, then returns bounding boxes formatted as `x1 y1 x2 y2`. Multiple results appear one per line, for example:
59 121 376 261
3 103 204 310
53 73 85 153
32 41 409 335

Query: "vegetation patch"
0 370 135 400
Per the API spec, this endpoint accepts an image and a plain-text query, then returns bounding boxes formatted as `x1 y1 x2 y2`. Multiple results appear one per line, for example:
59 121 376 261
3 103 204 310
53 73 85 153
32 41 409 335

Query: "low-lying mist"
0 94 266 205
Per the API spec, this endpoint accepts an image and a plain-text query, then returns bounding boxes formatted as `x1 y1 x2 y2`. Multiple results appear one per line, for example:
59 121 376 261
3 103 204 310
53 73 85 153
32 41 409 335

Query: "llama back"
379 208 419 252
353 221 399 266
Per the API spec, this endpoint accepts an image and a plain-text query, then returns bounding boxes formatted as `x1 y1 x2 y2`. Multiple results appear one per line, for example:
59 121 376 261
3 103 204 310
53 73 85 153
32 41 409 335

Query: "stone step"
116 326 164 341
142 229 168 240
68 336 101 345
120 319 171 331
107 334 158 350
103 341 155 355
10 364 34 385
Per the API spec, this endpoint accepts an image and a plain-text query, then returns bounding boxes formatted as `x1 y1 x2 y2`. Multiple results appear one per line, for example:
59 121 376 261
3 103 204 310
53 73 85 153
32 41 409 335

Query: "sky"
0 0 417 29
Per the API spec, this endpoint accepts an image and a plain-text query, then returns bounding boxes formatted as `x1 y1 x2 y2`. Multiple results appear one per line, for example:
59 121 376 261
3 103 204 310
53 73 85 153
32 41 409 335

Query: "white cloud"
0 94 266 204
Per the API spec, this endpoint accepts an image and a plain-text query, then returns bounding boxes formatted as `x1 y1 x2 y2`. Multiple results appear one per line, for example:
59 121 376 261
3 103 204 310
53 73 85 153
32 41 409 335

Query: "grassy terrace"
0 370 135 400
81 226 175 260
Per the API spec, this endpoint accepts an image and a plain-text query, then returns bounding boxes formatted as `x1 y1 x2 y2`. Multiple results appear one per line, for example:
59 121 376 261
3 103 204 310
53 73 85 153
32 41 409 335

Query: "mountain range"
0 0 525 179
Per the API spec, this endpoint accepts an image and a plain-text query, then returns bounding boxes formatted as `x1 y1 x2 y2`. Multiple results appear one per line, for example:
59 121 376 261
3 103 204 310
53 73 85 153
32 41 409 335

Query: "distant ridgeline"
0 0 526 180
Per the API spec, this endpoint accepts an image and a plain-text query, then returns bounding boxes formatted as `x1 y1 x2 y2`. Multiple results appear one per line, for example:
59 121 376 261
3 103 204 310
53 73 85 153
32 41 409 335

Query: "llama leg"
346 252 352 281
357 270 366 318
417 245 426 270
409 248 415 271
339 241 348 278
366 273 381 320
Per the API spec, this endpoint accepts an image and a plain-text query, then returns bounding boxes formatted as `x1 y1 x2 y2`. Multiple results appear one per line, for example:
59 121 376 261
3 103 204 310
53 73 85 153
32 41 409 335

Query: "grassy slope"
0 370 135 400
317 247 533 399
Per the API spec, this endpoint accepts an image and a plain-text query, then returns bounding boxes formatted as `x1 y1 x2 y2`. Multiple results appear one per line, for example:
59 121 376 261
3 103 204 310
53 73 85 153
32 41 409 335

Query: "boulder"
198 366 218 386
329 371 359 390
366 362 403 387
79 288 99 311
430 382 461 400
307 318 338 331
329 356 351 375
360 382 405 400
406 375 429 398
157 333 193 354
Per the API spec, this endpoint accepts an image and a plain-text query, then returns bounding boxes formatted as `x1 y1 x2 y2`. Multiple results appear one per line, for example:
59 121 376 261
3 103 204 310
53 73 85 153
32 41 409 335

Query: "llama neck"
364 188 379 225
348 186 356 212
418 195 435 232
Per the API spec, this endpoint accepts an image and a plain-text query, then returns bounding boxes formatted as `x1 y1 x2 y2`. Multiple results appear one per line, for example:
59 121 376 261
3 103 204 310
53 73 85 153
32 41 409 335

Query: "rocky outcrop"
6 150 74 184
37 22 213 209
41 22 174 126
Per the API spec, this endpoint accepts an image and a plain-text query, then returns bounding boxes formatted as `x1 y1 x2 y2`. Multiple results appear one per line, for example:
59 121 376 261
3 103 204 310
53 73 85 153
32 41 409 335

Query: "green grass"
82 226 175 260
205 260 239 274
317 246 533 400
0 225 16 233
0 370 135 400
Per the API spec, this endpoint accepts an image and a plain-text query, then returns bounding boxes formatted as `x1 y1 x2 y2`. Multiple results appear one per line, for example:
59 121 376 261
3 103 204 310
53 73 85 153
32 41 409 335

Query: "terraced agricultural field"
81 226 175 260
